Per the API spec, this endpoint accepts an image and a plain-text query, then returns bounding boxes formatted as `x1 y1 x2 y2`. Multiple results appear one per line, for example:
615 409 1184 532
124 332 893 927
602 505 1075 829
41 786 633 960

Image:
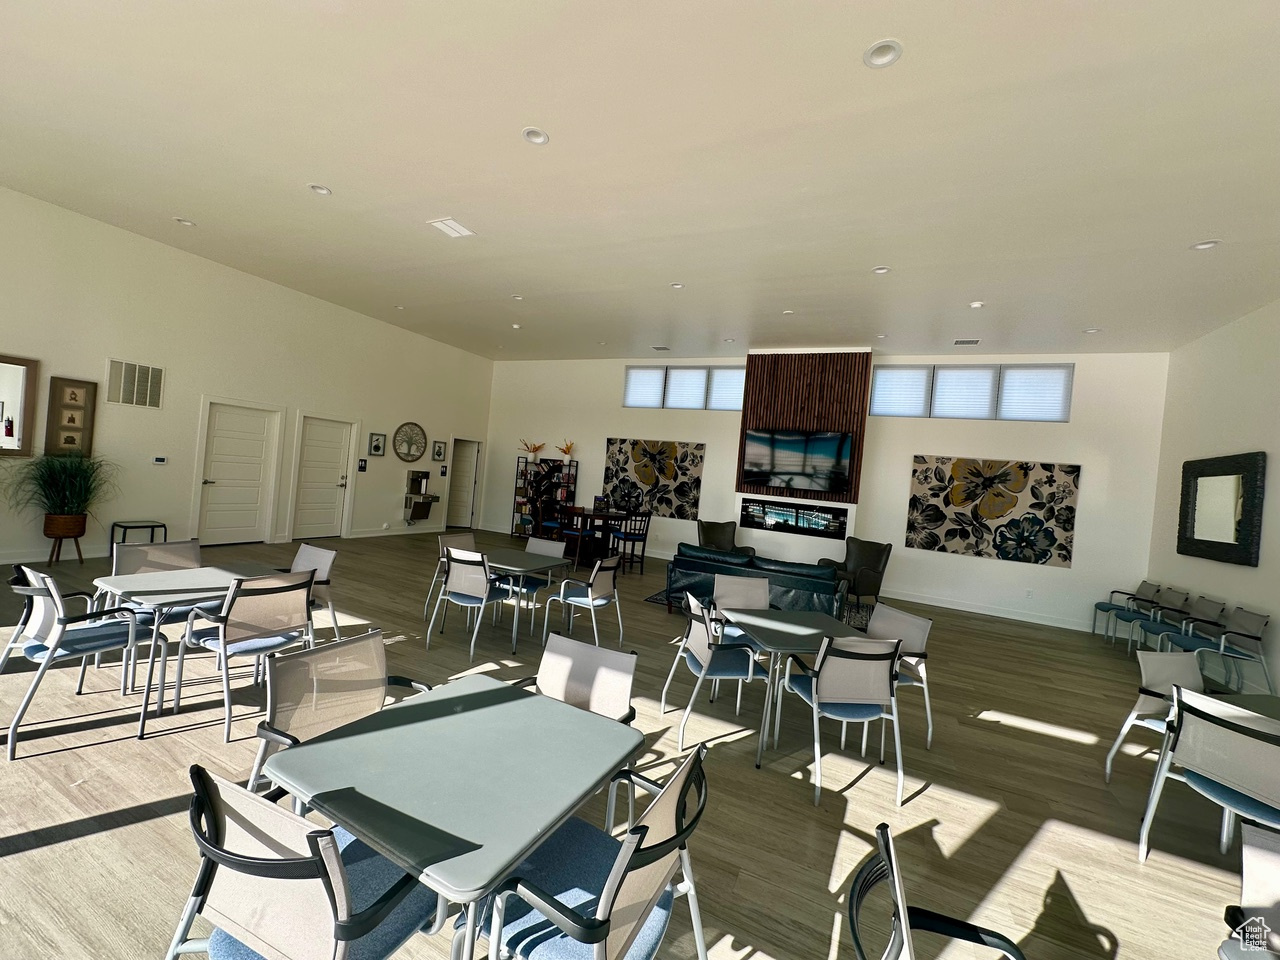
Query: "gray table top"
92 564 280 607
720 607 855 654
263 673 644 902
1219 694 1280 723
483 547 572 575
1199 649 1275 696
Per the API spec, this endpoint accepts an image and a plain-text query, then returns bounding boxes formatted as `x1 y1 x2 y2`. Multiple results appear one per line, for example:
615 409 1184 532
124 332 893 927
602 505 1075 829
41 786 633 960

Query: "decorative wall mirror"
0 354 39 458
1177 451 1266 566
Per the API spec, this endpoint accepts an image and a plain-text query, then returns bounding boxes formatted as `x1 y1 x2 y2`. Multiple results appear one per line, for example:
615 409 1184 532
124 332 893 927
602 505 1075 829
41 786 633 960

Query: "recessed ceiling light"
669 282 684 289
307 183 332 196
394 305 405 310
522 127 550 145
1191 239 1221 250
724 338 735 343
969 301 985 309
1083 327 1101 334
172 217 195 227
652 345 671 351
876 334 887 339
863 39 903 69
597 341 607 345
511 295 523 300
428 217 474 238
782 310 794 316
511 323 522 330
872 265 891 275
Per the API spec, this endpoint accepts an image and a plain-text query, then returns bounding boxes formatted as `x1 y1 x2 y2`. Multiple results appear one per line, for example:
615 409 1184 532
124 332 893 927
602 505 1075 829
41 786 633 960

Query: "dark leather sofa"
664 543 847 617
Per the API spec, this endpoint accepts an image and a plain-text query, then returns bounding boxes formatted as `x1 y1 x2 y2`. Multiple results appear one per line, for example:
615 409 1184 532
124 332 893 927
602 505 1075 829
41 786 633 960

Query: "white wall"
855 352 1169 631
1147 299 1280 672
0 187 493 562
478 358 854 563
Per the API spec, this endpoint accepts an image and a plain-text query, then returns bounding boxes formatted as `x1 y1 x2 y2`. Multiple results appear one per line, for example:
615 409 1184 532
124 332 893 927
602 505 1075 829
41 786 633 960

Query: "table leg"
510 575 523 652
138 607 169 737
756 652 779 769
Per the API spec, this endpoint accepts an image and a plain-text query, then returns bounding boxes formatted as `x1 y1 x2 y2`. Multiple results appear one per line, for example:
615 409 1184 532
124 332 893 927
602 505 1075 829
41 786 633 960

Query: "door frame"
189 395 287 544
446 435 485 529
284 410 361 540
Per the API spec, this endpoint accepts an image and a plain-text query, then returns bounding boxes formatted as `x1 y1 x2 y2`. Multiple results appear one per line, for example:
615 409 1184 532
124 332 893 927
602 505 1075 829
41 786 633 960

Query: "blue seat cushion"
477 816 673 960
130 599 223 627
787 674 886 722
1112 608 1155 624
721 624 765 651
1137 619 1183 637
1094 601 1127 614
685 646 757 680
562 586 614 608
496 575 551 594
1163 632 1217 652
611 531 646 542
207 826 437 960
188 626 306 657
447 586 509 605
23 621 136 661
1184 772 1280 829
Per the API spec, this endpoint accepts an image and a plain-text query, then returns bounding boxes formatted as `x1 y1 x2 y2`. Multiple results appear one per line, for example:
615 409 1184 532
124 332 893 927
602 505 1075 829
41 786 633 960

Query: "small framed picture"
431 440 447 461
45 377 96 456
369 433 386 457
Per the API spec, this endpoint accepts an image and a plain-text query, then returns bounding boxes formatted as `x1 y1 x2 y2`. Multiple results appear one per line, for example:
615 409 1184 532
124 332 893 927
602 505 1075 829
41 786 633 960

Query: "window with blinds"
623 365 744 410
870 363 1073 423
106 359 165 409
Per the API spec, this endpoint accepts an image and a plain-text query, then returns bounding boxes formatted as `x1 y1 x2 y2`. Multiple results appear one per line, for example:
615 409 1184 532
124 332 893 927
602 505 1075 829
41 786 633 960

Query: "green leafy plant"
2 452 118 516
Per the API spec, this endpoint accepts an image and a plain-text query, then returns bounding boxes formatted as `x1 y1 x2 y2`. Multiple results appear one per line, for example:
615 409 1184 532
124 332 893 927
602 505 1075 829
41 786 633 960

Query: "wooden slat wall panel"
735 351 872 503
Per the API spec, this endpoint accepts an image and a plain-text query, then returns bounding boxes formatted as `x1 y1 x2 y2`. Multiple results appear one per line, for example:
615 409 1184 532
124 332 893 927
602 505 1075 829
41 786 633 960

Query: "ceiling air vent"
427 218 474 237
106 359 164 409
651 346 672 352
953 338 981 346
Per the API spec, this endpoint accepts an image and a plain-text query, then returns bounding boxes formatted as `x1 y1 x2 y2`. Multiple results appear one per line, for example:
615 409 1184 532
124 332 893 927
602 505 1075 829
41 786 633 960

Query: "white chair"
3 566 143 759
1219 824 1280 958
283 542 340 640
864 604 934 749
781 635 905 806
173 571 316 742
426 548 510 661
1139 686 1280 862
1104 651 1203 783
516 633 638 723
496 537 566 637
711 573 770 651
249 629 431 791
542 554 624 648
166 765 441 960
423 532 476 620
660 594 764 751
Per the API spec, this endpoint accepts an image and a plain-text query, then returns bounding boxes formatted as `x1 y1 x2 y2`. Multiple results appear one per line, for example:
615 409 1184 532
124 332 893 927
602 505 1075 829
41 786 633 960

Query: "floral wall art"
906 456 1081 567
603 438 705 519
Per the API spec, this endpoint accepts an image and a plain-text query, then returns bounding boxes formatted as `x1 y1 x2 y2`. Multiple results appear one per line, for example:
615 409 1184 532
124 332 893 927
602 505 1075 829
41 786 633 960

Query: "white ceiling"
3 2 1278 361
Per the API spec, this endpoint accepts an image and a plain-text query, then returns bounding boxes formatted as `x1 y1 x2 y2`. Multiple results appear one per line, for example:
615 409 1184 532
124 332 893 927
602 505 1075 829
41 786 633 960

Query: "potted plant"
2 451 118 544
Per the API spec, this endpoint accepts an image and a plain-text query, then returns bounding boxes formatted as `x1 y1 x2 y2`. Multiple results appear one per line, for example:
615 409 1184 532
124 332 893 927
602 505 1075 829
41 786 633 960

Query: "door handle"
336 482 348 488
202 479 215 485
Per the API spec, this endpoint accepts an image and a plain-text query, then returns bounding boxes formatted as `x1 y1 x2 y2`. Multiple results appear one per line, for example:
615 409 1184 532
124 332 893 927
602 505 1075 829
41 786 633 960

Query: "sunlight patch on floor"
975 708 1101 745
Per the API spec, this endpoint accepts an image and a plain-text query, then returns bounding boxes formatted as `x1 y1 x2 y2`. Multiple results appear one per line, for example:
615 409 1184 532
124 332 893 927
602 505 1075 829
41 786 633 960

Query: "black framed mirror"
1177 451 1266 566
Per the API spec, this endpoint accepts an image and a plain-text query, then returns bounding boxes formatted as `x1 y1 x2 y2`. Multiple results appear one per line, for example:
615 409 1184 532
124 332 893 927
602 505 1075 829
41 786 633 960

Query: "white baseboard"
881 589 1090 634
346 525 444 539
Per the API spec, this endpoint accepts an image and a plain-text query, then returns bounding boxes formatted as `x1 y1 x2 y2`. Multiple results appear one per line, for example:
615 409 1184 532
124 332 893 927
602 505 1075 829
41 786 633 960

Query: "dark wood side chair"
610 511 652 575
558 507 590 570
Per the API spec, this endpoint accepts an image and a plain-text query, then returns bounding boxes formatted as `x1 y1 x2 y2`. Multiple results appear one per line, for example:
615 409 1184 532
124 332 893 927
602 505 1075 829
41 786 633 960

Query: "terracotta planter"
43 514 87 539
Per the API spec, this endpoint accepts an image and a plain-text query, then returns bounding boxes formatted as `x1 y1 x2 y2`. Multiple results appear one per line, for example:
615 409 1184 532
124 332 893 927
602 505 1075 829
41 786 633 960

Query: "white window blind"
997 364 1074 422
869 366 932 417
664 367 709 409
707 367 746 410
623 367 665 408
931 365 998 419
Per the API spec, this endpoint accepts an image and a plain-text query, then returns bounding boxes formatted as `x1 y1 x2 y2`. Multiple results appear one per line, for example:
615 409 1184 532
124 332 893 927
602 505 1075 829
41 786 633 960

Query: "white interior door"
292 417 351 540
198 402 277 545
446 439 480 528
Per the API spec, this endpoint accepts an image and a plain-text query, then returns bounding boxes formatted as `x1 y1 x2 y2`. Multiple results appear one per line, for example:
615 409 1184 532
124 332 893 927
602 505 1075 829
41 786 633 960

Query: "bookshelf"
511 457 578 537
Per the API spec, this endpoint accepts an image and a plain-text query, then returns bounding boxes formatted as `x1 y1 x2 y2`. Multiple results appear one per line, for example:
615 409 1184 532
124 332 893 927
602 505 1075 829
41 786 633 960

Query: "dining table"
263 673 644 960
482 546 572 646
92 562 279 735
718 607 856 768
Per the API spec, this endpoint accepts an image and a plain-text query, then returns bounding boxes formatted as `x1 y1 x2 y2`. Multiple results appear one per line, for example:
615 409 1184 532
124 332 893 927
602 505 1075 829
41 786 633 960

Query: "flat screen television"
741 430 852 494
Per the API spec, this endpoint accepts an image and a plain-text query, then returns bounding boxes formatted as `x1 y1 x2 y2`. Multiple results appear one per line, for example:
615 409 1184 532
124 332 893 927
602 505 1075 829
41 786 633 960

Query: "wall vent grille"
106 359 164 409
953 338 982 346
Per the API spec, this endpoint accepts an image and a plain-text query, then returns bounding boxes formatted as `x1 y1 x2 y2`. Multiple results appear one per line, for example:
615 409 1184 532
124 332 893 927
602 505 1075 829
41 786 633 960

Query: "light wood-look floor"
0 531 1243 959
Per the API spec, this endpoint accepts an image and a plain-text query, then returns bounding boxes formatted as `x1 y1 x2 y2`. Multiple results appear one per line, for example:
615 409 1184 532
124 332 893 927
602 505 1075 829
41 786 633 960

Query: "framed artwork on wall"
369 433 386 456
45 377 97 456
432 440 447 461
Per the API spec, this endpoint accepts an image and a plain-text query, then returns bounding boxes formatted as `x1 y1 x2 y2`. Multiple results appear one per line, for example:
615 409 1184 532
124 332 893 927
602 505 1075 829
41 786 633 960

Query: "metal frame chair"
514 633 638 724
1136 594 1225 653
495 537 566 637
283 542 341 640
467 745 710 960
1164 605 1271 668
660 594 764 751
173 570 316 742
166 764 442 960
426 547 511 661
248 629 431 791
710 573 770 651
4 565 143 760
542 554 624 648
848 822 1026 960
1111 585 1188 654
1139 686 1280 862
780 635 905 806
423 532 477 620
1103 651 1203 783
1092 579 1159 637
864 604 934 749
